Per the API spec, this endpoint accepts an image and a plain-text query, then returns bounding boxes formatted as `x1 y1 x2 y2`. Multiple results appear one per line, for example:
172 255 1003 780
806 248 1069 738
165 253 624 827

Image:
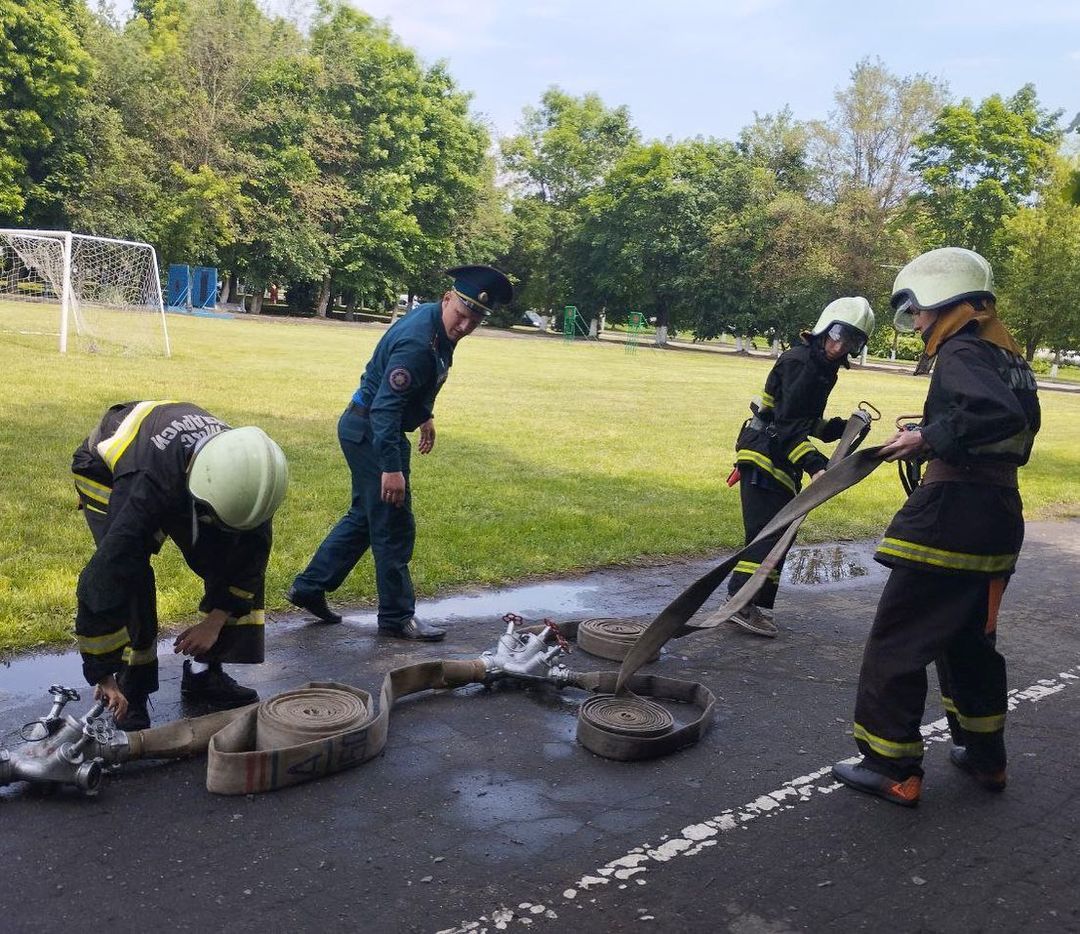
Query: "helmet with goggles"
807 297 875 355
891 247 995 332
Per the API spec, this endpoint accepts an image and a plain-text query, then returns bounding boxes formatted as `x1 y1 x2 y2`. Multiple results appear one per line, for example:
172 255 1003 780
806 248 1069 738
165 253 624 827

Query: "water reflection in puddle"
344 580 600 625
783 542 883 588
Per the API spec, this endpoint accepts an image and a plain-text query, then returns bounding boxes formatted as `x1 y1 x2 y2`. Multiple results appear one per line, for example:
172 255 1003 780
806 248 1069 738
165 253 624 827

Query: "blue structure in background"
192 266 218 309
166 264 228 317
167 264 191 308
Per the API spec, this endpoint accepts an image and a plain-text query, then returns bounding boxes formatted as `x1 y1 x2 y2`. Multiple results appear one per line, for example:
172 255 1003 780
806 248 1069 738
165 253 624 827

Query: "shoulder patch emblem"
388 367 413 393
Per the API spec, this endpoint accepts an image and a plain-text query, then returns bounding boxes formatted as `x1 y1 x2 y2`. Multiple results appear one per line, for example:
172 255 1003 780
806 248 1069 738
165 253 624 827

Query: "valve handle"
49 685 81 703
542 619 572 654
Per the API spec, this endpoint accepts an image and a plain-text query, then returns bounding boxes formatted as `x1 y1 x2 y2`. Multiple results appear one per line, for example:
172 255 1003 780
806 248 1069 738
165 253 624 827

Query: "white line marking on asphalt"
435 664 1080 934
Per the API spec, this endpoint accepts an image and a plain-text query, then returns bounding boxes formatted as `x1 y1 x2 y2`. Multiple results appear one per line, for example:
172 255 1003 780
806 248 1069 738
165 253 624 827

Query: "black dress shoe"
949 747 1006 792
287 586 343 624
832 760 921 807
378 618 446 642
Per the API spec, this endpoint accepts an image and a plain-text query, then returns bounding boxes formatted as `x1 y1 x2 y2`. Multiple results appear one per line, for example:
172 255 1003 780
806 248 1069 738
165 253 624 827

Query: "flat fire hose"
615 438 887 695
177 647 710 792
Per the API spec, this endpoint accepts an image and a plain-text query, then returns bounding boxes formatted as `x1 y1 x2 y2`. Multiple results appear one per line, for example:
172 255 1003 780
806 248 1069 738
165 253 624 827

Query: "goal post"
0 228 171 356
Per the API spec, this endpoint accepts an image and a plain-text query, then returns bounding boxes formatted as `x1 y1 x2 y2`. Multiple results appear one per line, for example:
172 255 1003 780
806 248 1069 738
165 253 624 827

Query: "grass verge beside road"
3 314 1079 655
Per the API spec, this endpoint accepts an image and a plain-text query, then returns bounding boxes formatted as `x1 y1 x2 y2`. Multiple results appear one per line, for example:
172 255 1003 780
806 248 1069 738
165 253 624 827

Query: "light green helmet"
891 247 995 332
807 296 876 354
188 427 289 530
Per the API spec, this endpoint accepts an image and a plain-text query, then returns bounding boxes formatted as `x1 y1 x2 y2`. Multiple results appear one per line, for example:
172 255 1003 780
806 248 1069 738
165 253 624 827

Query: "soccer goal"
0 229 171 356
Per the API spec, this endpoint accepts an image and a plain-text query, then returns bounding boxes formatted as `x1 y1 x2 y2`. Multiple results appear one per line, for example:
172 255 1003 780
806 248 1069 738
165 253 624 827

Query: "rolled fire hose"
87 415 880 792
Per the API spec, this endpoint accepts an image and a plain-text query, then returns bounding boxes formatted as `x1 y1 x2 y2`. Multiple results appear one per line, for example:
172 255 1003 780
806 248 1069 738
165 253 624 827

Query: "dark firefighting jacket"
875 325 1041 576
72 402 272 641
734 339 845 493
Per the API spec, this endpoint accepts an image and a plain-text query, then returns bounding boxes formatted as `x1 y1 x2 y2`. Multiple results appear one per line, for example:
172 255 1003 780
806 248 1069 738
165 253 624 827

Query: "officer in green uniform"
833 248 1040 807
72 402 289 730
288 265 513 640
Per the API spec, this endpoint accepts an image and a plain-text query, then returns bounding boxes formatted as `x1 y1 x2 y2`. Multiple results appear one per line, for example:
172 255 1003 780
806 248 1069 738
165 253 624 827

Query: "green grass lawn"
3 311 1079 655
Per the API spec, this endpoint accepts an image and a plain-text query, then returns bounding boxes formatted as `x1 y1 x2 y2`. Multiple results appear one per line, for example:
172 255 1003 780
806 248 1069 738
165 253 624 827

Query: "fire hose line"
615 439 887 696
3 411 882 795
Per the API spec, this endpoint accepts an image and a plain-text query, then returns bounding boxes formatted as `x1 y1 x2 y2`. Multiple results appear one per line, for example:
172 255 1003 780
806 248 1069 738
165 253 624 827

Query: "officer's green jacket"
351 302 454 473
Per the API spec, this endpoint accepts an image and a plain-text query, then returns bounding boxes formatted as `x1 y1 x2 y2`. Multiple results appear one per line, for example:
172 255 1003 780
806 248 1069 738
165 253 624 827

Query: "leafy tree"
0 0 91 224
997 161 1080 360
500 88 638 317
809 57 948 212
573 140 753 344
738 106 815 196
912 85 1063 261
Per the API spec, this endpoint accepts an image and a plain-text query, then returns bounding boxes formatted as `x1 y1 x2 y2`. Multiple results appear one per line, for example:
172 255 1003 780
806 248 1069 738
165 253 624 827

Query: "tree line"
3 0 1079 359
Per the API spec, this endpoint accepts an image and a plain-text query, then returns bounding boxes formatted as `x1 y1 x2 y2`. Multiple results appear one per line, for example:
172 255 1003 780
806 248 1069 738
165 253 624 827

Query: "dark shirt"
352 303 455 472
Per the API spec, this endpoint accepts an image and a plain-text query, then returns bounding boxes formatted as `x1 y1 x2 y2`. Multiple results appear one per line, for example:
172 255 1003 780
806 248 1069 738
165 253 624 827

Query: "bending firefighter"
727 297 875 637
833 247 1040 807
72 402 289 730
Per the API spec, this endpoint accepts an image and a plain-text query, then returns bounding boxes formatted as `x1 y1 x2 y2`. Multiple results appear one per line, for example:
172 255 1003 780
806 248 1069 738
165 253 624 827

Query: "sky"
325 0 1079 142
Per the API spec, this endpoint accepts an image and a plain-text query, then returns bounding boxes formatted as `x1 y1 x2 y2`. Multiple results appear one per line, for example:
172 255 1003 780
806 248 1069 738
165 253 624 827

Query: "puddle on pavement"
1 541 881 707
783 541 883 587
342 580 601 625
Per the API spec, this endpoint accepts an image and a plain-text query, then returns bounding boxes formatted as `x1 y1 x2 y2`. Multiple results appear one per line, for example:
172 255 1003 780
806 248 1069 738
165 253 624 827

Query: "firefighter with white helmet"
72 402 289 730
833 247 1040 807
726 296 875 637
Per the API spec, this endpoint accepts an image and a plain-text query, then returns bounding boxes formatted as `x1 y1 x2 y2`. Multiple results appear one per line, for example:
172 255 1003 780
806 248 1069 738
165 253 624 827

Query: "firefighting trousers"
727 475 794 610
76 496 264 696
853 566 1009 780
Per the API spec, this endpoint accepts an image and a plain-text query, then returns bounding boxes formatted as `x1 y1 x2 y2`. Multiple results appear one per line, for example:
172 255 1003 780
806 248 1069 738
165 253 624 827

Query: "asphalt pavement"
1 519 1078 934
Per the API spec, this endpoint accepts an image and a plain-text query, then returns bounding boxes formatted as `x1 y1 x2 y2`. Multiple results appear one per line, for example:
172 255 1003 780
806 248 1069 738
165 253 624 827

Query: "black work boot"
286 586 343 624
832 760 921 807
181 661 259 709
116 693 151 732
949 746 1006 792
377 618 446 642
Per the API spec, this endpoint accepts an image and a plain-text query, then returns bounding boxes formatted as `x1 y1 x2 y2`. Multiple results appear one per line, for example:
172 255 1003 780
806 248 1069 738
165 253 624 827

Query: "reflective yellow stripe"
877 537 1016 573
734 450 796 494
122 645 158 666
84 502 107 515
96 401 175 470
956 712 1006 733
787 440 818 463
941 695 1004 732
78 627 129 656
228 586 255 600
73 474 112 505
734 560 779 582
224 610 265 628
761 390 775 407
853 722 924 758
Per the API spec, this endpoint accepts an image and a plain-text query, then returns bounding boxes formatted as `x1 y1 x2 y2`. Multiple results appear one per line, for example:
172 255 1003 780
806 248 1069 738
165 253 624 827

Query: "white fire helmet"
187 427 289 531
891 247 995 332
807 296 875 355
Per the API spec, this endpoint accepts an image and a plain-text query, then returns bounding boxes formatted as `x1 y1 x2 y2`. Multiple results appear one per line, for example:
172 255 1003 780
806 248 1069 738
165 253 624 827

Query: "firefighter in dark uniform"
833 247 1040 807
727 297 875 637
72 402 289 731
287 265 513 640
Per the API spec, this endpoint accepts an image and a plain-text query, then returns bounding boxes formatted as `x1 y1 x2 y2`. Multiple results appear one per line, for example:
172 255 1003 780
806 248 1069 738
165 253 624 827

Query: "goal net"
0 229 171 356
